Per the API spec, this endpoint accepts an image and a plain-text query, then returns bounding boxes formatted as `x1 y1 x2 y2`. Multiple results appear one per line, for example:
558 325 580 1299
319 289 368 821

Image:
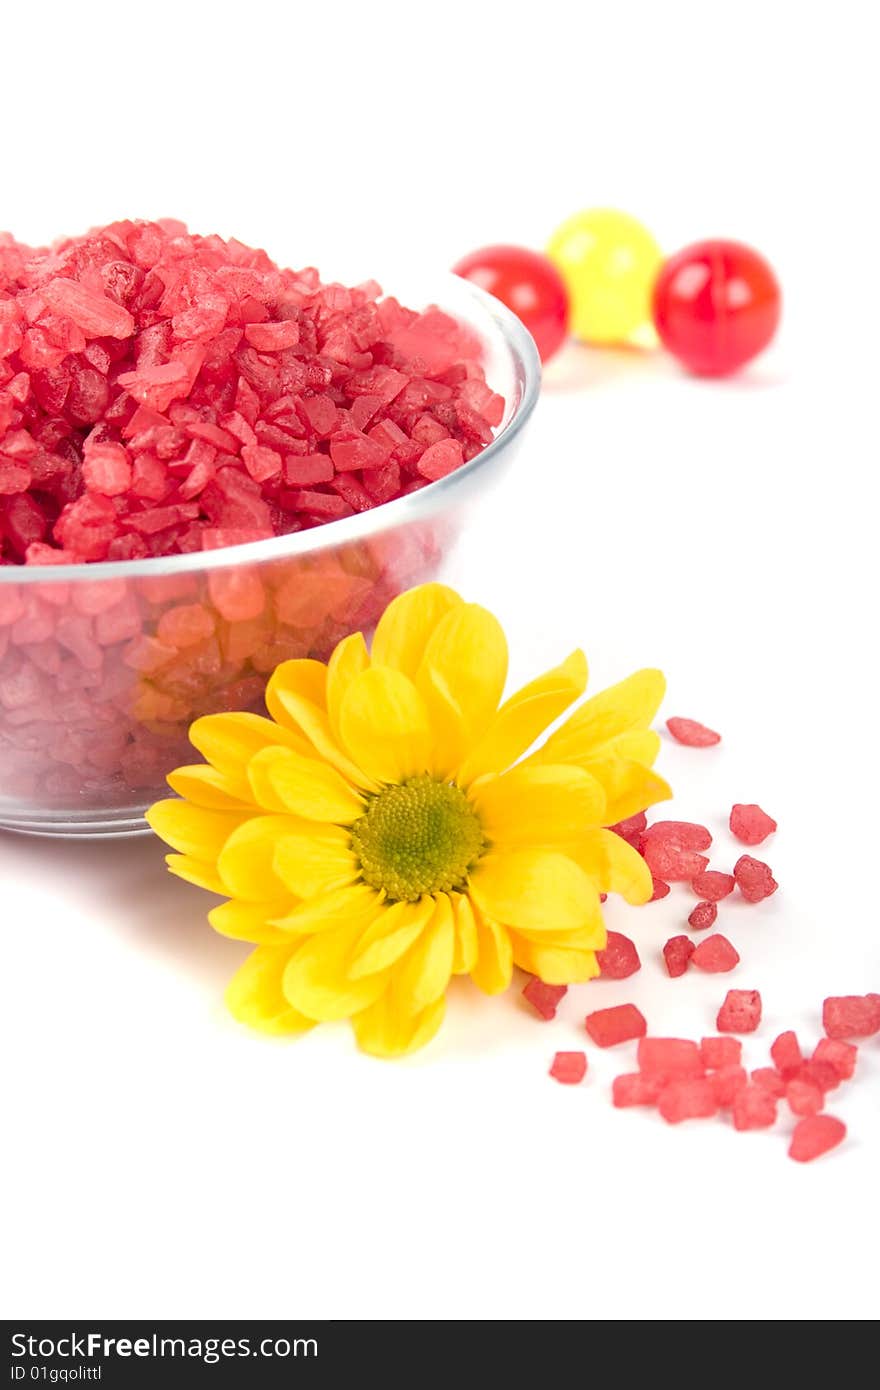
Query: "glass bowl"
0 273 540 837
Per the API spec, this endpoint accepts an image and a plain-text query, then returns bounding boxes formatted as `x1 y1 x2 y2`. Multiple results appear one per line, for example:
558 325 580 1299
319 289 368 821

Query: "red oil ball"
652 239 781 377
452 244 569 362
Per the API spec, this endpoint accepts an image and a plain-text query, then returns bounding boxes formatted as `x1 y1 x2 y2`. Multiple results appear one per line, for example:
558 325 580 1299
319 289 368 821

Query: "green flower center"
351 774 485 902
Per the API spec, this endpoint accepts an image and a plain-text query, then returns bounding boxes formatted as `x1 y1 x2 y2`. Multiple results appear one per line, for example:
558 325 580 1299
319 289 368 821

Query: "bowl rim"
1 278 541 585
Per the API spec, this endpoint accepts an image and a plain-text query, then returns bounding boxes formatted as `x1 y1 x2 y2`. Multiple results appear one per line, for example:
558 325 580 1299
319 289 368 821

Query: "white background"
2 0 878 1322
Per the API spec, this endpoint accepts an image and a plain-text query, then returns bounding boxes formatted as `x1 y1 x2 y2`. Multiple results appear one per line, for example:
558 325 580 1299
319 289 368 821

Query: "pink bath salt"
788 1115 846 1162
156 604 215 648
288 489 352 520
608 812 647 849
643 840 710 883
666 716 721 746
207 568 265 623
643 820 712 851
700 1036 742 1070
283 454 335 486
0 221 503 567
716 989 762 1033
416 439 465 481
709 1065 748 1108
637 1038 704 1080
751 1067 786 1099
729 803 777 846
549 1051 587 1084
612 1072 664 1108
40 278 135 339
595 931 641 980
811 1038 857 1081
769 1030 802 1076
688 901 718 932
244 320 300 351
522 978 568 1021
643 821 712 882
794 1060 841 1094
584 1003 647 1048
662 935 695 978
822 994 880 1040
241 444 282 482
690 870 736 902
785 1078 824 1117
658 1079 719 1124
732 1085 778 1131
330 431 389 473
0 462 31 495
691 935 740 974
82 443 132 497
733 855 778 903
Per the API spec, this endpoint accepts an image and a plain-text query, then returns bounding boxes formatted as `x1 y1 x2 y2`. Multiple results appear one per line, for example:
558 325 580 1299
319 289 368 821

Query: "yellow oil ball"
546 209 662 344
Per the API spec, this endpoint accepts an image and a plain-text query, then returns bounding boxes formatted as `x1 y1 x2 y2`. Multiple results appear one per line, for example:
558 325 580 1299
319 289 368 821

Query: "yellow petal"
265 657 328 716
273 829 359 897
352 991 446 1059
217 815 305 901
604 728 661 768
533 668 666 765
165 853 227 895
338 666 432 784
471 909 513 995
457 649 588 784
283 921 389 1021
392 894 454 1010
166 764 253 811
271 882 383 935
370 582 463 677
209 899 294 945
452 893 478 975
585 758 672 824
514 921 607 950
416 602 508 747
470 763 606 847
146 799 249 860
189 711 309 798
266 659 373 790
414 663 468 779
326 631 370 745
247 745 364 822
511 937 601 985
226 944 316 1035
470 849 599 933
348 897 435 978
568 828 654 904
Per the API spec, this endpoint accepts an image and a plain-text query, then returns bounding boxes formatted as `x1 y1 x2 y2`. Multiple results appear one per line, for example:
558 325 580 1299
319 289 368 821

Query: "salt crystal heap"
0 220 504 565
0 223 507 813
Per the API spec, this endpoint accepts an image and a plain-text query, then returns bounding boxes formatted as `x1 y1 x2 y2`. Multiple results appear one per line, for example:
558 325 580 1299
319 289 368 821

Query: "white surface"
2 0 878 1323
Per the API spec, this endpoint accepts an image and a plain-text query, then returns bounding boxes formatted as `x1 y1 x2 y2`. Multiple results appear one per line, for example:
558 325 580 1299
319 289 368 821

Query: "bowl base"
0 808 150 839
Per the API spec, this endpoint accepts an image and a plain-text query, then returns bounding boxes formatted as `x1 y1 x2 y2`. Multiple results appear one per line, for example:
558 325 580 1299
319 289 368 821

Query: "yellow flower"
147 583 670 1058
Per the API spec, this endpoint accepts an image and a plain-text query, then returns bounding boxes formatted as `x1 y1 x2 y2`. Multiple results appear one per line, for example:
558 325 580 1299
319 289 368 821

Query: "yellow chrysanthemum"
147 583 670 1058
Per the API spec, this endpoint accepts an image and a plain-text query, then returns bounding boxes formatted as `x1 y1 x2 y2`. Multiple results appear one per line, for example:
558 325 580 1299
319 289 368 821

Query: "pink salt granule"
642 819 711 881
788 1115 846 1162
584 1003 647 1048
662 935 695 978
822 994 880 1040
665 716 721 746
595 931 641 980
549 1051 587 1084
729 802 777 846
0 220 504 566
700 1036 742 1069
522 978 568 1021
